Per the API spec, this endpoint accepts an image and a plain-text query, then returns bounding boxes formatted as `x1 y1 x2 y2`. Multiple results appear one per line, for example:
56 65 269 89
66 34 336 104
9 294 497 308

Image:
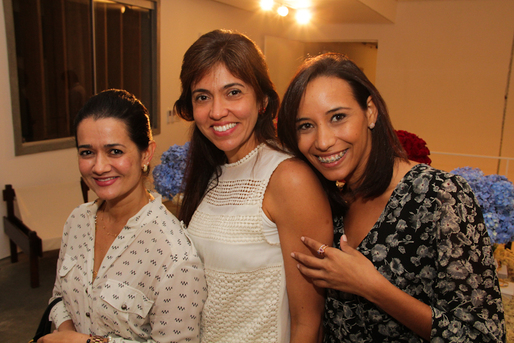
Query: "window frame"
3 0 160 156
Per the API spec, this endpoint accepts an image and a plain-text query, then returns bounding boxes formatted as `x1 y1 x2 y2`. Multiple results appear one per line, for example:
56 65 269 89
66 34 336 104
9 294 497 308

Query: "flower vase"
493 243 514 286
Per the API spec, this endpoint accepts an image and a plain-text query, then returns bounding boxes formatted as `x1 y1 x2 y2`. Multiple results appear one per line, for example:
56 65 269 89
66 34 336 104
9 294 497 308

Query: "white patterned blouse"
49 192 207 343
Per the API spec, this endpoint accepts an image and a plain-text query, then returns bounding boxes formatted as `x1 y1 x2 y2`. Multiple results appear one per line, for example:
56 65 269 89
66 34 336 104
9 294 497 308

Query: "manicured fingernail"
301 236 305 242
342 234 348 242
291 253 296 258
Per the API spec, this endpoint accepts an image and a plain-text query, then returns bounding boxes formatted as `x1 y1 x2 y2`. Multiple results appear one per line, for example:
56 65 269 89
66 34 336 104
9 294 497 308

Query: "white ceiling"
211 0 404 24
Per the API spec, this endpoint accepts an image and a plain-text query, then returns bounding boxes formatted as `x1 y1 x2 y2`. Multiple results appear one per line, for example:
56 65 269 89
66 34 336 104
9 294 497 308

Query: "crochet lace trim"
204 179 267 207
225 143 265 168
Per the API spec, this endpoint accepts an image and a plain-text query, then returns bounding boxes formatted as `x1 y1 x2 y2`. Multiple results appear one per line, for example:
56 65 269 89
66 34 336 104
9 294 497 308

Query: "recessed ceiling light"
260 0 274 10
295 8 311 24
277 5 289 16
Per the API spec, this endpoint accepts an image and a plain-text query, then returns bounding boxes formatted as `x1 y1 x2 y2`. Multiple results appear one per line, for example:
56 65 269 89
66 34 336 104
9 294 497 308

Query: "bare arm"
292 235 431 340
263 159 334 343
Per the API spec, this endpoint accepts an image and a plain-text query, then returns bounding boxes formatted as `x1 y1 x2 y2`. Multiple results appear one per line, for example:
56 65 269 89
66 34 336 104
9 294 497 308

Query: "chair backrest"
13 181 85 251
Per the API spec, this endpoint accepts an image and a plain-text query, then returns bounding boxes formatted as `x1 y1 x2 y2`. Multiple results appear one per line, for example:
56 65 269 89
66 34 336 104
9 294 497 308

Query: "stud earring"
258 107 266 115
369 123 375 130
142 164 148 173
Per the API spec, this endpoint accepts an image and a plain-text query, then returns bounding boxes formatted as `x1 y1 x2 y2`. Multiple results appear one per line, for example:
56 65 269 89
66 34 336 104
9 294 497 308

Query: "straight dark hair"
277 53 406 212
174 29 280 225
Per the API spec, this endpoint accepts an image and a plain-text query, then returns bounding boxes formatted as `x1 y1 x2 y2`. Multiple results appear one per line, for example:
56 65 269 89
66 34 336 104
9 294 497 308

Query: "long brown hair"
277 53 406 211
174 29 280 225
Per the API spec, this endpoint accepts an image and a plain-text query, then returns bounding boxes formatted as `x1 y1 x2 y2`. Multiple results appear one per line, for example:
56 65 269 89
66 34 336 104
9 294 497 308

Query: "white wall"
1 0 513 259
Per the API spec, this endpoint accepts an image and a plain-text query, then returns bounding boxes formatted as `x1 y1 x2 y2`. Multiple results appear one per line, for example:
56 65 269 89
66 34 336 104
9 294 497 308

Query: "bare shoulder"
268 157 322 193
264 157 330 224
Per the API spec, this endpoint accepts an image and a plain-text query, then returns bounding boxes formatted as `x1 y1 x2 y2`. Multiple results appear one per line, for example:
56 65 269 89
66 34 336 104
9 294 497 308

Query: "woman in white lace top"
174 29 334 343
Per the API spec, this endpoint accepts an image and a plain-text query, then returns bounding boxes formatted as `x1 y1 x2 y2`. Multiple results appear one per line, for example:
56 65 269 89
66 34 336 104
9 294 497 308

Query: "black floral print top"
324 164 505 342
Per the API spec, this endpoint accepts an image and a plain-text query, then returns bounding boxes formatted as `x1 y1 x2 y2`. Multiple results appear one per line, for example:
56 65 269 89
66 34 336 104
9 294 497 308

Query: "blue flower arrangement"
153 142 190 199
452 167 514 244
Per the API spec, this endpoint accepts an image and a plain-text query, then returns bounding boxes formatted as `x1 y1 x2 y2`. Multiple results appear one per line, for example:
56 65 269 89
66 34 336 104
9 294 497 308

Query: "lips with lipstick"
94 176 118 185
213 123 236 132
317 150 346 163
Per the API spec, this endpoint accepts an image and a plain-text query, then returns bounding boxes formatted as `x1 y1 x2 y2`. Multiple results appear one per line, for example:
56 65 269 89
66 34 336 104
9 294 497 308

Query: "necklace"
92 194 153 281
93 201 117 282
95 201 119 238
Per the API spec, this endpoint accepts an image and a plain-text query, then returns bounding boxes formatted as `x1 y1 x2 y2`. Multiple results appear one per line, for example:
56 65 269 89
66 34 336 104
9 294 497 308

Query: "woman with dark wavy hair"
278 53 505 342
174 29 333 342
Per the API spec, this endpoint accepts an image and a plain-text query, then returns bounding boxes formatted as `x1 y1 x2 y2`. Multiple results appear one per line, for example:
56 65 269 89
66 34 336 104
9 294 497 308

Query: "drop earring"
142 164 148 173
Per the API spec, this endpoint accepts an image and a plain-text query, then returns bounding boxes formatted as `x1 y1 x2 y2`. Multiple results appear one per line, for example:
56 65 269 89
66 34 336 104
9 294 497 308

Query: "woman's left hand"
291 235 381 298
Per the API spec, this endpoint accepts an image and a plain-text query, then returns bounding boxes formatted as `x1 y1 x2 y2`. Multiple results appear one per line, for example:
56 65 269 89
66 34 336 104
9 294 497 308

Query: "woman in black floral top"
277 53 505 342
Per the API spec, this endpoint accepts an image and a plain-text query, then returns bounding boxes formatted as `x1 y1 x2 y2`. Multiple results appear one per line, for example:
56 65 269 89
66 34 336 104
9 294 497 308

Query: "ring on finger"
317 244 328 257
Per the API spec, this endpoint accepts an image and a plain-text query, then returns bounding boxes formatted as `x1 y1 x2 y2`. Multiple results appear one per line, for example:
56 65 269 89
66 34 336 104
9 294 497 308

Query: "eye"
193 94 209 103
296 122 314 131
79 149 92 157
110 149 123 155
228 89 242 97
331 113 346 122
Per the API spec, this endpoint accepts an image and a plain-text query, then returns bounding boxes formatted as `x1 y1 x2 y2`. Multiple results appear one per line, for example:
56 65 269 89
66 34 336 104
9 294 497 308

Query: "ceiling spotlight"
260 0 274 10
295 9 311 24
277 5 289 17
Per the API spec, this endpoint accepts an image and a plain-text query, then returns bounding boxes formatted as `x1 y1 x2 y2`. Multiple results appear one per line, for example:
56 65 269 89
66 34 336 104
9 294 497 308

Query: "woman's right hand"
292 234 433 340
37 331 90 343
37 320 87 343
291 235 382 298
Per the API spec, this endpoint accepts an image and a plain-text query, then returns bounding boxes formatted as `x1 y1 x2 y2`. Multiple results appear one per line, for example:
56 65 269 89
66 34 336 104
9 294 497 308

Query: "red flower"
395 130 431 165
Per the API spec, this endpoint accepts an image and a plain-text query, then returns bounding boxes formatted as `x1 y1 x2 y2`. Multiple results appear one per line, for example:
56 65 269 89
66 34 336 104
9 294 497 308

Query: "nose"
209 97 228 120
92 153 111 174
315 125 336 151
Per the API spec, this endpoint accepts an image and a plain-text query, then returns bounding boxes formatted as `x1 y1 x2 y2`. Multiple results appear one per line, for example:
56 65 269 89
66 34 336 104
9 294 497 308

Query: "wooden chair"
2 180 89 288
3 184 42 288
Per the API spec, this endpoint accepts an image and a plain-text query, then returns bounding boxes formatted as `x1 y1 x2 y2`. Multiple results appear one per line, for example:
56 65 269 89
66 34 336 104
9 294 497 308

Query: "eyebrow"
77 143 125 149
296 106 351 122
192 82 246 95
223 82 245 89
326 106 350 114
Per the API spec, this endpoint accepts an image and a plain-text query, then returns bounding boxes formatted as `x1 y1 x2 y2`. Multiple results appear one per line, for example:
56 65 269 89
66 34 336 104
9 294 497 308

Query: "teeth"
318 151 345 163
98 177 116 182
213 123 236 132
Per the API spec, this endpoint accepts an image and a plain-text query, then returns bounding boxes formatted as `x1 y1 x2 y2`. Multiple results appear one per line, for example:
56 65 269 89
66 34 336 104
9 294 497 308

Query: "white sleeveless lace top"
187 143 293 343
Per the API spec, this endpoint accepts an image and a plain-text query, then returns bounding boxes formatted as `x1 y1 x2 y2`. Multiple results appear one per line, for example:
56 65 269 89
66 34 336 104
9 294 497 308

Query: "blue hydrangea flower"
452 167 514 244
153 142 190 199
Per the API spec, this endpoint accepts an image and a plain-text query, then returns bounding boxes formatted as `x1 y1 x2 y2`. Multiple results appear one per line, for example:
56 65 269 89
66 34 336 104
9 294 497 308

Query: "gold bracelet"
87 335 106 343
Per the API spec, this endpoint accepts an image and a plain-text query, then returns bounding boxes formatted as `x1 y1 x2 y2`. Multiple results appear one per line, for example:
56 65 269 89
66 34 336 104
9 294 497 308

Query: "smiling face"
296 76 377 186
77 117 152 204
191 64 264 163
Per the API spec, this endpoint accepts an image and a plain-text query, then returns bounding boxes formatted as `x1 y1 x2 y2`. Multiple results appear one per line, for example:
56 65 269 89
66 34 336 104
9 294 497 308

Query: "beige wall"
298 0 514 177
0 0 513 259
265 37 378 98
